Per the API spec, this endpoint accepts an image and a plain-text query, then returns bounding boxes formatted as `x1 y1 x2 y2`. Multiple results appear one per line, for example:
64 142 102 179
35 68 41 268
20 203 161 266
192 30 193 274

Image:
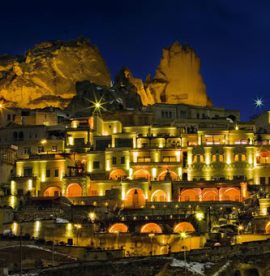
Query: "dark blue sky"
0 0 269 121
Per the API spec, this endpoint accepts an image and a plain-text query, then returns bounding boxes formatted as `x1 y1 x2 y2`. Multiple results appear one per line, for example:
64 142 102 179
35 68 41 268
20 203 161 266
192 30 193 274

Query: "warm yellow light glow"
27 179 33 191
133 152 138 162
180 232 187 239
176 151 180 162
40 139 47 145
195 212 204 221
71 120 79 128
129 168 133 178
74 224 82 230
152 168 157 178
11 181 16 195
33 220 41 238
238 225 244 231
11 222 18 235
8 196 16 209
106 159 111 171
65 223 73 238
177 167 182 178
95 102 101 108
89 212 96 222
68 136 74 146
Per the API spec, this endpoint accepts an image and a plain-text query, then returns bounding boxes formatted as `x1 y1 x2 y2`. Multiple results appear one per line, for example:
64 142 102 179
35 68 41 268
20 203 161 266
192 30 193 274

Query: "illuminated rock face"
147 41 212 107
0 39 111 109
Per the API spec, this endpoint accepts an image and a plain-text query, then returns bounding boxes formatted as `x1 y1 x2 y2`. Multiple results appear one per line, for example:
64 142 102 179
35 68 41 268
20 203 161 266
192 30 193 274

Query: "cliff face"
146 41 211 107
0 39 111 109
114 42 212 107
0 39 211 110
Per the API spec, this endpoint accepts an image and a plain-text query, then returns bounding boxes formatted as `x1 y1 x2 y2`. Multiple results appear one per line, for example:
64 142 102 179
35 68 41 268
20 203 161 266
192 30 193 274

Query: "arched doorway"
158 170 178 181
180 189 200 202
202 188 218 201
43 187 61 197
151 189 167 202
66 183 82 197
125 188 145 208
109 223 128 233
109 169 127 180
133 169 150 180
173 222 195 233
265 222 270 234
140 223 162 233
221 188 240 201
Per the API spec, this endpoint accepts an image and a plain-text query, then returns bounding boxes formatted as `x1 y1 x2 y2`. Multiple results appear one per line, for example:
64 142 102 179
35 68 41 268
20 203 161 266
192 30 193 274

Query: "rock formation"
0 39 111 109
114 68 153 107
146 41 212 106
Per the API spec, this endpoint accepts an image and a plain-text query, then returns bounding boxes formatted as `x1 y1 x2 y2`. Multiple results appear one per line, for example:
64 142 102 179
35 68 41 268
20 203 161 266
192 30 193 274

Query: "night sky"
0 0 269 121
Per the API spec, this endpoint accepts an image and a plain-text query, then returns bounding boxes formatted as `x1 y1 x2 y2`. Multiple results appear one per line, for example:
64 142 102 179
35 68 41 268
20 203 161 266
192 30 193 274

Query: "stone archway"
125 188 145 208
221 188 240 201
265 222 270 234
173 222 195 233
158 170 178 181
43 186 61 197
66 183 83 197
109 223 128 233
133 169 151 180
202 188 219 201
151 189 167 202
180 189 200 202
140 223 162 233
109 169 127 180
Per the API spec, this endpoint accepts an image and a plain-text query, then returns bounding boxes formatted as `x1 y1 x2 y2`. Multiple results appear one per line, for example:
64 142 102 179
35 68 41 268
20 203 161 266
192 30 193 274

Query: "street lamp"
74 224 82 246
89 212 96 223
148 233 155 256
88 212 96 247
114 230 120 249
180 232 188 276
195 211 204 221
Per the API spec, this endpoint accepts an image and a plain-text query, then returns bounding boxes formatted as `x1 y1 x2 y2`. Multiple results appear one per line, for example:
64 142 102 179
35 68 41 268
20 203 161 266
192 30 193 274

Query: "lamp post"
89 212 96 247
114 230 120 249
180 232 188 276
74 224 82 246
148 233 155 256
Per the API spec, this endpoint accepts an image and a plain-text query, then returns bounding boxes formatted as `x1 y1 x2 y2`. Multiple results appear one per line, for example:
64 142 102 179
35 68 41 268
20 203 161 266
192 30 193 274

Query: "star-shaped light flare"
254 98 263 108
88 95 107 115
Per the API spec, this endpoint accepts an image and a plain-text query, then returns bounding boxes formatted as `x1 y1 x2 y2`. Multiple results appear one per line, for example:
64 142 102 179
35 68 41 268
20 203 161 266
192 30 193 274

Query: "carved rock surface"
147 41 212 107
0 39 111 109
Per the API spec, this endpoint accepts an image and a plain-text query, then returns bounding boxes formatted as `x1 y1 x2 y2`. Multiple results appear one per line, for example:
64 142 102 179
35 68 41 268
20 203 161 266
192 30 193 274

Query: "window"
112 157 117 165
91 190 98 196
24 167 32 177
7 114 11 120
46 169 50 177
52 146 57 152
19 132 24 141
260 177 266 185
121 156 125 164
54 169 59 177
23 147 31 154
38 146 44 153
93 161 100 169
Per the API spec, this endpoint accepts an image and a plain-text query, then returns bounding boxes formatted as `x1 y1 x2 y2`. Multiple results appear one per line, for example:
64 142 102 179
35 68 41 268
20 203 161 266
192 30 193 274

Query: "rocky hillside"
0 39 211 110
119 42 212 107
0 39 111 109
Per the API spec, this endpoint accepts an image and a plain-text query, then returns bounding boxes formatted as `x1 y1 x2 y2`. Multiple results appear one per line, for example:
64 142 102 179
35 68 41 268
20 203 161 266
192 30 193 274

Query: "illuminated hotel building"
7 105 270 209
